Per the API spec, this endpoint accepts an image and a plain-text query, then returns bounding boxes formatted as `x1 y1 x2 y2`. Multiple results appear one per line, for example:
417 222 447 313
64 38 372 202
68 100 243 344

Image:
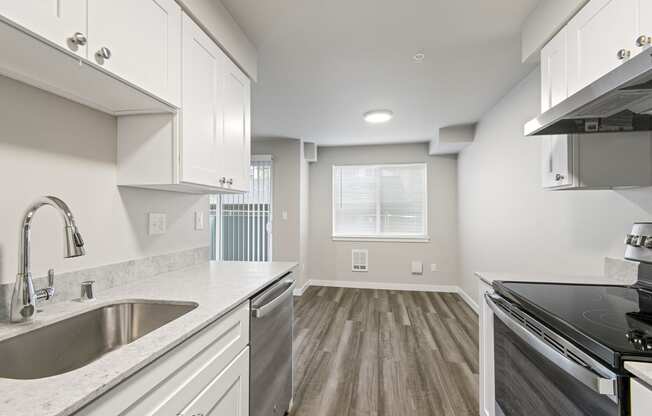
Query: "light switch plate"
430 263 438 272
194 211 205 230
411 261 423 275
148 213 166 235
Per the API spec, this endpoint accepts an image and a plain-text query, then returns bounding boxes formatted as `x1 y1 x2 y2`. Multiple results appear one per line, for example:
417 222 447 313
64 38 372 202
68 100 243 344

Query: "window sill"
332 236 431 243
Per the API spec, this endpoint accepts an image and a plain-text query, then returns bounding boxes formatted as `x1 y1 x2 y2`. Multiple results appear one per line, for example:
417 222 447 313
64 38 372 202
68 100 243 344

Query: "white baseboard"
293 279 312 296
456 287 479 314
293 278 479 315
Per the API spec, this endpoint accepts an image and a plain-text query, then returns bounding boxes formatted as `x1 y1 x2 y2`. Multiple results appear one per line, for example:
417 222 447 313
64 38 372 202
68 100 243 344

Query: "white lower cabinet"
479 280 495 416
75 302 250 416
631 379 652 416
542 132 652 190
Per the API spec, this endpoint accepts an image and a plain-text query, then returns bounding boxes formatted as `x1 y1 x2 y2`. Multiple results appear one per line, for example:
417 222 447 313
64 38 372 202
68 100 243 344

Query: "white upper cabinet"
222 58 251 192
117 12 251 194
541 135 572 189
541 27 568 112
566 0 638 96
636 1 652 54
0 0 87 56
86 0 181 106
180 12 223 188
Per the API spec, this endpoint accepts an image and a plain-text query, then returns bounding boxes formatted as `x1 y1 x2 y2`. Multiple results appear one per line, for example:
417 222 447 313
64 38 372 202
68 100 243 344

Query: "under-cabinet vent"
352 249 368 272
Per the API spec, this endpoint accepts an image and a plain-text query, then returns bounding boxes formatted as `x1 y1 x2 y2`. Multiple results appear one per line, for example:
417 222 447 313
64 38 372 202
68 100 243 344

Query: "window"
332 163 428 240
210 156 273 261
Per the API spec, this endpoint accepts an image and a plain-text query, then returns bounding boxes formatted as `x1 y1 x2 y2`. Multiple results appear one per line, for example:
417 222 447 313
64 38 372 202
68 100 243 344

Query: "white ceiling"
221 0 539 146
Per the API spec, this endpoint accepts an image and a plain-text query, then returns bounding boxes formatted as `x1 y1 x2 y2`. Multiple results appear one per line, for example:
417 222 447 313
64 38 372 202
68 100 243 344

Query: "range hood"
525 50 652 136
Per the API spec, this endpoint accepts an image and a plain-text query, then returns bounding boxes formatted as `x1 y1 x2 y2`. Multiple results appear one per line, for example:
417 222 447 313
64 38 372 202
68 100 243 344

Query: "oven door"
485 294 623 416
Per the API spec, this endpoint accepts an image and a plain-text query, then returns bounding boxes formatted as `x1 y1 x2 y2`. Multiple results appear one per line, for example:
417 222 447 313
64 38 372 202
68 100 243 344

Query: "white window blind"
333 163 428 239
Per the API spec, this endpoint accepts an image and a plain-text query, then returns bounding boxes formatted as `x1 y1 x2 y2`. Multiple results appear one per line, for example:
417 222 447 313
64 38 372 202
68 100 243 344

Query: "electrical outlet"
194 211 205 230
148 213 166 235
282 210 288 221
411 261 423 275
430 264 438 272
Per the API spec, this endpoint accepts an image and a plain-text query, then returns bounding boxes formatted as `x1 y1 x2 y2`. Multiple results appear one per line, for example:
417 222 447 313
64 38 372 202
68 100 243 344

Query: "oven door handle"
252 279 296 319
485 293 618 398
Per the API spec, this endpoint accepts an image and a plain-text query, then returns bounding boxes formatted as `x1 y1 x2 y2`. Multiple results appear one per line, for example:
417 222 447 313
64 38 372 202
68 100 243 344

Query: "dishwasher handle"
252 279 296 318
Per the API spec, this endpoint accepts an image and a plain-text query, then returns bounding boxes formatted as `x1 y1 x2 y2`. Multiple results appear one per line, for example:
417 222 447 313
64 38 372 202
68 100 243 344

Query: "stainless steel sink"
0 300 198 380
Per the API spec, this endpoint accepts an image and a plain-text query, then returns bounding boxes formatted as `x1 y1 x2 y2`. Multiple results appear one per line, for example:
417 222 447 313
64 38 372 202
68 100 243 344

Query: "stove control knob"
631 235 642 247
626 234 635 245
645 237 652 249
645 337 652 351
627 330 646 349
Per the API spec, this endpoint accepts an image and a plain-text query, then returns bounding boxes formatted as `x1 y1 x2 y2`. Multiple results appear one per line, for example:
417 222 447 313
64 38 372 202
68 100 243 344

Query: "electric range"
487 222 652 416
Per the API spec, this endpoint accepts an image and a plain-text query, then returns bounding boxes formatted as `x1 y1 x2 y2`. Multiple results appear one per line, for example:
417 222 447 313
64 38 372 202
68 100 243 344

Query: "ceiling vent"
352 249 369 272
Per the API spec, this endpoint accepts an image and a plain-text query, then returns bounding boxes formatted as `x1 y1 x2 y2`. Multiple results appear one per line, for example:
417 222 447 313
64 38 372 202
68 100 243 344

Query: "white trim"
332 236 431 243
293 279 312 296
456 287 479 314
251 154 273 162
293 279 479 315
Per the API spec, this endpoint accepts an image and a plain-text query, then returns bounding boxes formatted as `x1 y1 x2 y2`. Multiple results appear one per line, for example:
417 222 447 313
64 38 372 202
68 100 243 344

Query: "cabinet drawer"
180 347 249 416
77 301 250 415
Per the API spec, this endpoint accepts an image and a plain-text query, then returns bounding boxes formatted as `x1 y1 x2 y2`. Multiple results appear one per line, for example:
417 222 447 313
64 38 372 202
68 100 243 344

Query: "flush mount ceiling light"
364 110 394 124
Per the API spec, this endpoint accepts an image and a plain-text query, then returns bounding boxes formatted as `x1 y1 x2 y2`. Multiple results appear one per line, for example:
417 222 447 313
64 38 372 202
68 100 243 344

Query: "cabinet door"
180 13 222 188
87 0 181 106
0 0 87 56
479 281 494 416
180 347 249 416
541 27 568 112
542 135 573 189
636 0 652 55
221 58 251 192
567 0 637 96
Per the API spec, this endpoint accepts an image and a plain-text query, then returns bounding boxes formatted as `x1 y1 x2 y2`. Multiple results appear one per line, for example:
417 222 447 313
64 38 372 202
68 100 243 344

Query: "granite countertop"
626 361 652 387
0 261 297 416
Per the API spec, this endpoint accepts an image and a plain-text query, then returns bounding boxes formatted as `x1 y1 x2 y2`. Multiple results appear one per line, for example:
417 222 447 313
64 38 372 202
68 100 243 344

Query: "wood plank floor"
291 287 479 416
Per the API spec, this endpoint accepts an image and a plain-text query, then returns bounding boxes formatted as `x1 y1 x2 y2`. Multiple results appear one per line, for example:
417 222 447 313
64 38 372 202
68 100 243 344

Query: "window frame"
331 162 430 242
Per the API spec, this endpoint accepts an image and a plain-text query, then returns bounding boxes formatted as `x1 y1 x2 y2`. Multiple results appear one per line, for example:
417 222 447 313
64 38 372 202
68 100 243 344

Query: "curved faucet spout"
11 196 86 323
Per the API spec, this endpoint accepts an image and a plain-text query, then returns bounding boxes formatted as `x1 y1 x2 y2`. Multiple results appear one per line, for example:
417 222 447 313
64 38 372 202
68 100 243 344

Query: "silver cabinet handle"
555 173 565 181
636 35 651 47
70 32 87 46
485 293 618 399
227 178 234 185
617 49 631 60
252 279 296 318
96 47 112 60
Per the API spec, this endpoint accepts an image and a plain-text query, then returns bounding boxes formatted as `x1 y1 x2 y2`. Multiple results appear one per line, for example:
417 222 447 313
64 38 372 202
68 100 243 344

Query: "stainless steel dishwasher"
250 272 295 416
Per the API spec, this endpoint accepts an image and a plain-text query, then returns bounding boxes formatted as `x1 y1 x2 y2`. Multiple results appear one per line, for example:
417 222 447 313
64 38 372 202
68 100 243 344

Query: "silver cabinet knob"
617 49 631 60
96 47 112 60
227 178 234 185
70 32 87 46
555 173 565 181
636 35 651 47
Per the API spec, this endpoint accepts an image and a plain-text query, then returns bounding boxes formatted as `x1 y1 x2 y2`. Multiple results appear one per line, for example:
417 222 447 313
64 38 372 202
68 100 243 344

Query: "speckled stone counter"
0 261 297 416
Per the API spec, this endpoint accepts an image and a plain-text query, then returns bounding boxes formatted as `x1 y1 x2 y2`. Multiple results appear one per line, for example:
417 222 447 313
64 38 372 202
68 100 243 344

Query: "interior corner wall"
307 143 459 288
457 68 652 305
251 138 302 277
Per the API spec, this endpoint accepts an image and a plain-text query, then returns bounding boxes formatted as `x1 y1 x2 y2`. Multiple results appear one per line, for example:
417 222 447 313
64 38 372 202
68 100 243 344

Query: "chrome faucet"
10 196 85 323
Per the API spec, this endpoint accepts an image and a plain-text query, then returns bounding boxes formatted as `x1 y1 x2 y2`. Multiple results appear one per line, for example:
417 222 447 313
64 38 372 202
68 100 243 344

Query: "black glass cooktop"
494 281 652 370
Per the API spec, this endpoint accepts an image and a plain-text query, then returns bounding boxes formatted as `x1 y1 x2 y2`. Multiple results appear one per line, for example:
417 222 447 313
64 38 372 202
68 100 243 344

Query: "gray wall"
308 143 459 287
457 69 652 305
251 138 305 283
0 75 209 285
